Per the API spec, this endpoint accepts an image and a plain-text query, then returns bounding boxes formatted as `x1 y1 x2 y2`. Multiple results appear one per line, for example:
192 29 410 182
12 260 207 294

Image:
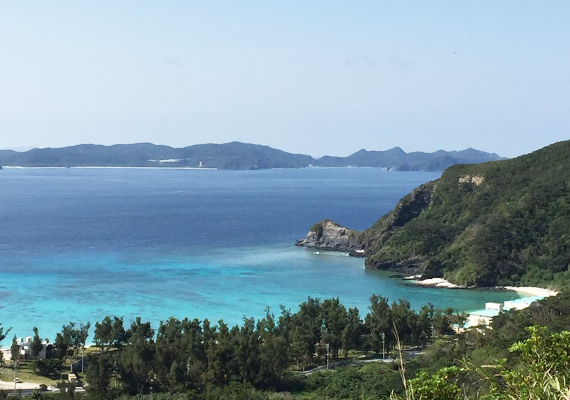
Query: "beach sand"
411 278 558 298
414 278 463 289
504 286 558 297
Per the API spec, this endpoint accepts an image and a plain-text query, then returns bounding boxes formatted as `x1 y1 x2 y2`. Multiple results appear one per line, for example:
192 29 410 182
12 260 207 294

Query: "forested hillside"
0 142 501 170
362 140 570 289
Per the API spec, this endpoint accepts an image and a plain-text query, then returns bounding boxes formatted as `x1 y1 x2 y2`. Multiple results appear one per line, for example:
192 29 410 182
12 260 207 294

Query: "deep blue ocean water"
0 167 520 341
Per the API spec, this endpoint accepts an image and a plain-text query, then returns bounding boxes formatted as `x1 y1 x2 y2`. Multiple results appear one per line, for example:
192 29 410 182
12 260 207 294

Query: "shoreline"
1 166 218 170
504 286 558 297
405 276 558 298
407 277 464 289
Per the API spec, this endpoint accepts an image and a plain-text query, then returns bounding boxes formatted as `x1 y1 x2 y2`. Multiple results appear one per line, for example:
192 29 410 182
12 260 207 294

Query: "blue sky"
1 1 569 158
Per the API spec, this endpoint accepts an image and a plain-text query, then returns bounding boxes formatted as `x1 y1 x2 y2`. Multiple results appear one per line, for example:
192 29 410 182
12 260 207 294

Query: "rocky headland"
296 140 570 290
295 220 364 253
296 181 438 274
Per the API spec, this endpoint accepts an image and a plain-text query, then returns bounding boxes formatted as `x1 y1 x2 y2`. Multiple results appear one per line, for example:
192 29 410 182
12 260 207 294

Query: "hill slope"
359 140 570 288
314 147 502 171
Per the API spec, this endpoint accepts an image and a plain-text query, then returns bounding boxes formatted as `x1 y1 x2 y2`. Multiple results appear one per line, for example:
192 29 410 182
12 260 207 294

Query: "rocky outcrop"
366 257 430 276
295 181 437 272
295 220 364 253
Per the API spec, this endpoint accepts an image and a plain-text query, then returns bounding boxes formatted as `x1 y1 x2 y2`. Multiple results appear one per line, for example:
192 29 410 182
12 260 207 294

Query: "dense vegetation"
82 296 458 397
2 292 570 399
0 142 500 170
362 140 570 289
0 295 460 399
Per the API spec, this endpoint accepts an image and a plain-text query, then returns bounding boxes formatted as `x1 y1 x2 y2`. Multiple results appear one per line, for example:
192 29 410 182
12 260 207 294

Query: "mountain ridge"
0 142 503 171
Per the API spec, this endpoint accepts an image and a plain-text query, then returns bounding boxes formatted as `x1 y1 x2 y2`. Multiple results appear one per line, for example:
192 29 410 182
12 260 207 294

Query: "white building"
0 337 52 362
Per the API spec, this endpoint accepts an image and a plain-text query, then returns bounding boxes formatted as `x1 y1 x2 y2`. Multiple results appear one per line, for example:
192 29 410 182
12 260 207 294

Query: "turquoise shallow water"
0 168 520 342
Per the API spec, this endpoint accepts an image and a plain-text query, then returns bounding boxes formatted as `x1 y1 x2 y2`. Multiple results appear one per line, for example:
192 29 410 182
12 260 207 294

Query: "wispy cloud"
385 53 414 69
345 53 377 69
162 57 185 70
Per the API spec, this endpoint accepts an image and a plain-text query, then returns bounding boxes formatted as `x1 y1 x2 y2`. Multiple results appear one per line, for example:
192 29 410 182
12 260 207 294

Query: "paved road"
295 349 424 376
296 357 398 376
0 380 41 390
0 380 86 397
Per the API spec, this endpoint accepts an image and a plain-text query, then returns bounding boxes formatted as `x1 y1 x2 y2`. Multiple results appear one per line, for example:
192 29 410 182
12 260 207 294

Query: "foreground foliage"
390 326 570 400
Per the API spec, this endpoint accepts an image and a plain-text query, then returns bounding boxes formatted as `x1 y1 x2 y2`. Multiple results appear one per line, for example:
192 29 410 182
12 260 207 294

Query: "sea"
0 167 520 341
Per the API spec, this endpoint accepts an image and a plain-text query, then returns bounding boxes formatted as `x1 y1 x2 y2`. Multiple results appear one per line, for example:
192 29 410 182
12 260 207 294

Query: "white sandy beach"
414 278 463 289
412 278 558 298
504 286 558 297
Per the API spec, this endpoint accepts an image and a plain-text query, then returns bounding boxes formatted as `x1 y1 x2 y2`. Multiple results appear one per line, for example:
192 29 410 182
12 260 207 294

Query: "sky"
1 1 569 158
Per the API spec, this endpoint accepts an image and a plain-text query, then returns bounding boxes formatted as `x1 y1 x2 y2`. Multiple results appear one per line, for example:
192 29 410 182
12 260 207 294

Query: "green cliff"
361 140 570 289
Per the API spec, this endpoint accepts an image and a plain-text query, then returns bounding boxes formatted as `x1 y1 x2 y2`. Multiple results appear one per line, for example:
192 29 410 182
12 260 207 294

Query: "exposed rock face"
360 180 437 256
458 174 484 185
295 220 364 253
295 181 437 263
357 180 438 273
367 257 426 276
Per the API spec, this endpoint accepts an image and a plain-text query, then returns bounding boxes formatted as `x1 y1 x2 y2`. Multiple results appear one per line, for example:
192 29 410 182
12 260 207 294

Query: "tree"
416 304 435 347
117 318 156 394
204 320 235 387
391 299 414 345
432 308 454 338
276 306 293 341
365 295 392 353
86 352 114 398
341 307 362 357
293 297 322 363
71 322 91 367
257 309 288 386
111 317 128 348
0 323 10 368
10 335 19 363
94 316 113 352
31 327 43 359
0 323 12 345
54 331 71 361
321 298 348 359
154 317 182 390
233 317 261 385
55 324 73 361
55 321 91 372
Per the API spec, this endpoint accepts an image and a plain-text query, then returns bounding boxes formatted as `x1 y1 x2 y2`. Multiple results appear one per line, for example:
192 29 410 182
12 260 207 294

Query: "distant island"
0 142 502 171
297 140 570 290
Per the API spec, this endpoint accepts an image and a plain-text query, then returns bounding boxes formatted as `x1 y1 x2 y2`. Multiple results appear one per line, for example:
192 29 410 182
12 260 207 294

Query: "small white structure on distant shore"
0 337 52 361
466 303 503 328
504 296 544 310
457 294 555 332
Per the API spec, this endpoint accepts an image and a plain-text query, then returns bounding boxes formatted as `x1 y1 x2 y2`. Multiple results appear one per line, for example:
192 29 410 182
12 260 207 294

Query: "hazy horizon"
1 140 507 159
2 2 569 158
